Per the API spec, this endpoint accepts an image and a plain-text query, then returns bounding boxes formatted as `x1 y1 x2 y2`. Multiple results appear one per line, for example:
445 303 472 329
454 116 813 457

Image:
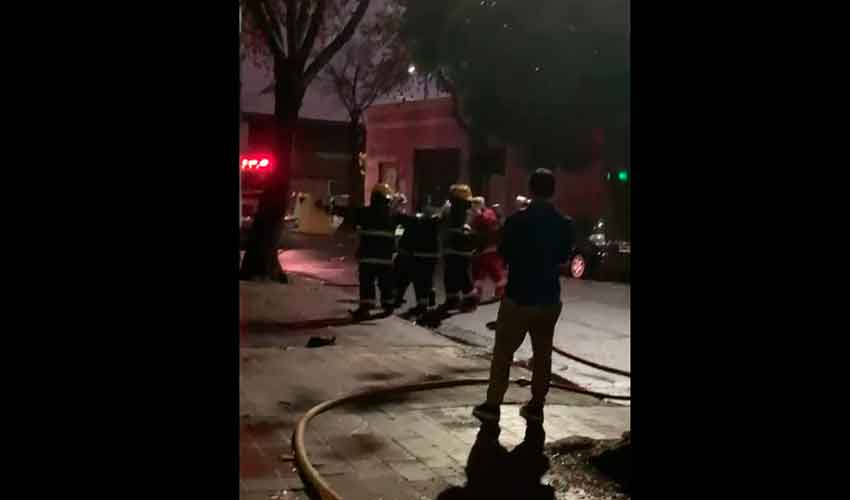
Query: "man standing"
473 169 575 423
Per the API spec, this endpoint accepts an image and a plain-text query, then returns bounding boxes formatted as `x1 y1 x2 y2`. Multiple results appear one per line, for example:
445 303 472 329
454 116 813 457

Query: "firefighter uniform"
441 184 478 311
471 198 507 299
351 184 398 317
394 212 441 314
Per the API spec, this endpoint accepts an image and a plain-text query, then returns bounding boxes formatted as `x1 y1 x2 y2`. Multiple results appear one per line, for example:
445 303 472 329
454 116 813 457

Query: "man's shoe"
439 298 460 311
460 297 478 313
519 402 544 423
350 307 371 321
403 305 428 317
472 403 500 422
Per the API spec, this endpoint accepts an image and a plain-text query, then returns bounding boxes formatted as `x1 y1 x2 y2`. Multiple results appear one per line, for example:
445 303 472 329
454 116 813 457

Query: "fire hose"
551 346 631 378
292 377 629 500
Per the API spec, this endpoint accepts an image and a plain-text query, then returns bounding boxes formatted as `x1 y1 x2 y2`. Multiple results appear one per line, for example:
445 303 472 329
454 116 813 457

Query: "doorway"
413 148 461 212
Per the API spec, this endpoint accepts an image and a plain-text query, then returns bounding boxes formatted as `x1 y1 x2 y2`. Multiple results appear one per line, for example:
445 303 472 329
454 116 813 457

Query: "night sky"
240 0 444 121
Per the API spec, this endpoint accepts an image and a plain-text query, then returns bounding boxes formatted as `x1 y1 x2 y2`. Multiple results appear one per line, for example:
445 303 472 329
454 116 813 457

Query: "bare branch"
295 0 311 47
299 0 327 63
352 64 361 111
245 0 286 57
284 0 297 55
304 0 371 85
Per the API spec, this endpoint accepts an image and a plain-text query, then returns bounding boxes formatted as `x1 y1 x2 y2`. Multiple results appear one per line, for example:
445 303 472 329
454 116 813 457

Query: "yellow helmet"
449 184 472 201
371 183 394 200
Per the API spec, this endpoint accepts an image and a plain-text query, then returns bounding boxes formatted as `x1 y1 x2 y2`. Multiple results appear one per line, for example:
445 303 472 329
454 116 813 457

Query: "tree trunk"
240 64 305 282
348 112 365 208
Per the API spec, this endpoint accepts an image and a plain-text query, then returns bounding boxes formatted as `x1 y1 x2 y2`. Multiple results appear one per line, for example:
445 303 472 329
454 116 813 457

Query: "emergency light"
240 155 273 171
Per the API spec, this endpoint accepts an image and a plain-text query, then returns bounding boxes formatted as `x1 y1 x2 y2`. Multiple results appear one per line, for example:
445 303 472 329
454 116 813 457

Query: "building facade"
240 113 353 203
364 97 614 225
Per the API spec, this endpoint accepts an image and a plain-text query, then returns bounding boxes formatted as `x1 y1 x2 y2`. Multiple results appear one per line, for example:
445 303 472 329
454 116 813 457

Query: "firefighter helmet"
371 183 394 201
449 184 472 201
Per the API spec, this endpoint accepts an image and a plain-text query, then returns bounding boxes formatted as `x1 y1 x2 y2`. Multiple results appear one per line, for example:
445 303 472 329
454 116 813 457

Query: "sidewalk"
240 277 630 499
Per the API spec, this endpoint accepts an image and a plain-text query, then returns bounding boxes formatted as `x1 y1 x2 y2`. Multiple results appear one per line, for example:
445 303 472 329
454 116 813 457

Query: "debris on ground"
306 336 336 348
268 487 304 499
545 432 631 499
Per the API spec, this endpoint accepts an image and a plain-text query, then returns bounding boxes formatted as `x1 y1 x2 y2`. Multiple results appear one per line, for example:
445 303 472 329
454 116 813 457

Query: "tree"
320 3 412 207
398 0 629 171
240 0 371 281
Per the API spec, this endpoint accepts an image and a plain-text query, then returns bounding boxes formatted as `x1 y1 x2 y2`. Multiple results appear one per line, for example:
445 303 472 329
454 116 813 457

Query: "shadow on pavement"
436 421 554 500
415 297 501 329
241 311 391 334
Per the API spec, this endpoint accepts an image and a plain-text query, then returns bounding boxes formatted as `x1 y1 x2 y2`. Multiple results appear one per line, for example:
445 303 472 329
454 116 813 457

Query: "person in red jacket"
470 197 507 301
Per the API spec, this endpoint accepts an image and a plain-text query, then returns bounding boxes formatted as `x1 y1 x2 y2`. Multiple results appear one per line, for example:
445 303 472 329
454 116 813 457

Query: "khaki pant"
486 297 563 406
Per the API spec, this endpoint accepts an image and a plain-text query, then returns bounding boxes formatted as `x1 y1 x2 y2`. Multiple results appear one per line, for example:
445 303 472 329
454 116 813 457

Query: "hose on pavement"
551 346 631 378
292 377 629 500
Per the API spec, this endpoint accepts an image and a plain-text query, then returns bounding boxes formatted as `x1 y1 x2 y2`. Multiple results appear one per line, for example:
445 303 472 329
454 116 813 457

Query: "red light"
240 154 273 171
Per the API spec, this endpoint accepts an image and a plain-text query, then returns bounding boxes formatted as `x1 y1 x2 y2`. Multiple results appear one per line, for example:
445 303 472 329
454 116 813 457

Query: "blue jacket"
499 201 575 306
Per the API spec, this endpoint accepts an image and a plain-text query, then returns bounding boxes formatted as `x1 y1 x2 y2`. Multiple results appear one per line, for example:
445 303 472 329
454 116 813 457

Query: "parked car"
566 218 630 282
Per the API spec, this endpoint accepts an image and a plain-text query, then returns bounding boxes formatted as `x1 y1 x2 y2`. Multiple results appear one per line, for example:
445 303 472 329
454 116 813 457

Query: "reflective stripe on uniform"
358 229 397 238
413 252 441 259
443 249 475 257
359 258 395 265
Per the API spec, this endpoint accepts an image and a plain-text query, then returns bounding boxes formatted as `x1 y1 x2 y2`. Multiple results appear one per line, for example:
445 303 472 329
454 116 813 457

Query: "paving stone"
418 452 462 470
241 477 305 493
346 456 397 479
386 459 437 482
407 477 455 498
429 465 466 479
355 473 422 500
321 475 380 500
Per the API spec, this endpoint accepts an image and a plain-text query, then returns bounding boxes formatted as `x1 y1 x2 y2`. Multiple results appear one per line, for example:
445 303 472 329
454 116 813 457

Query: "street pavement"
240 275 630 500
278 232 631 399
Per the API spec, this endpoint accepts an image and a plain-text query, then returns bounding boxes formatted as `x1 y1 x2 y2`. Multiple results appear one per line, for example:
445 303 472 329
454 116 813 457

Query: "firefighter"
440 184 479 312
349 183 398 320
394 198 441 316
470 196 507 301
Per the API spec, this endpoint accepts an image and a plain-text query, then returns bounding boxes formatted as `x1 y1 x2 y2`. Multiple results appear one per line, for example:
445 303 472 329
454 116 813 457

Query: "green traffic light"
617 170 628 182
